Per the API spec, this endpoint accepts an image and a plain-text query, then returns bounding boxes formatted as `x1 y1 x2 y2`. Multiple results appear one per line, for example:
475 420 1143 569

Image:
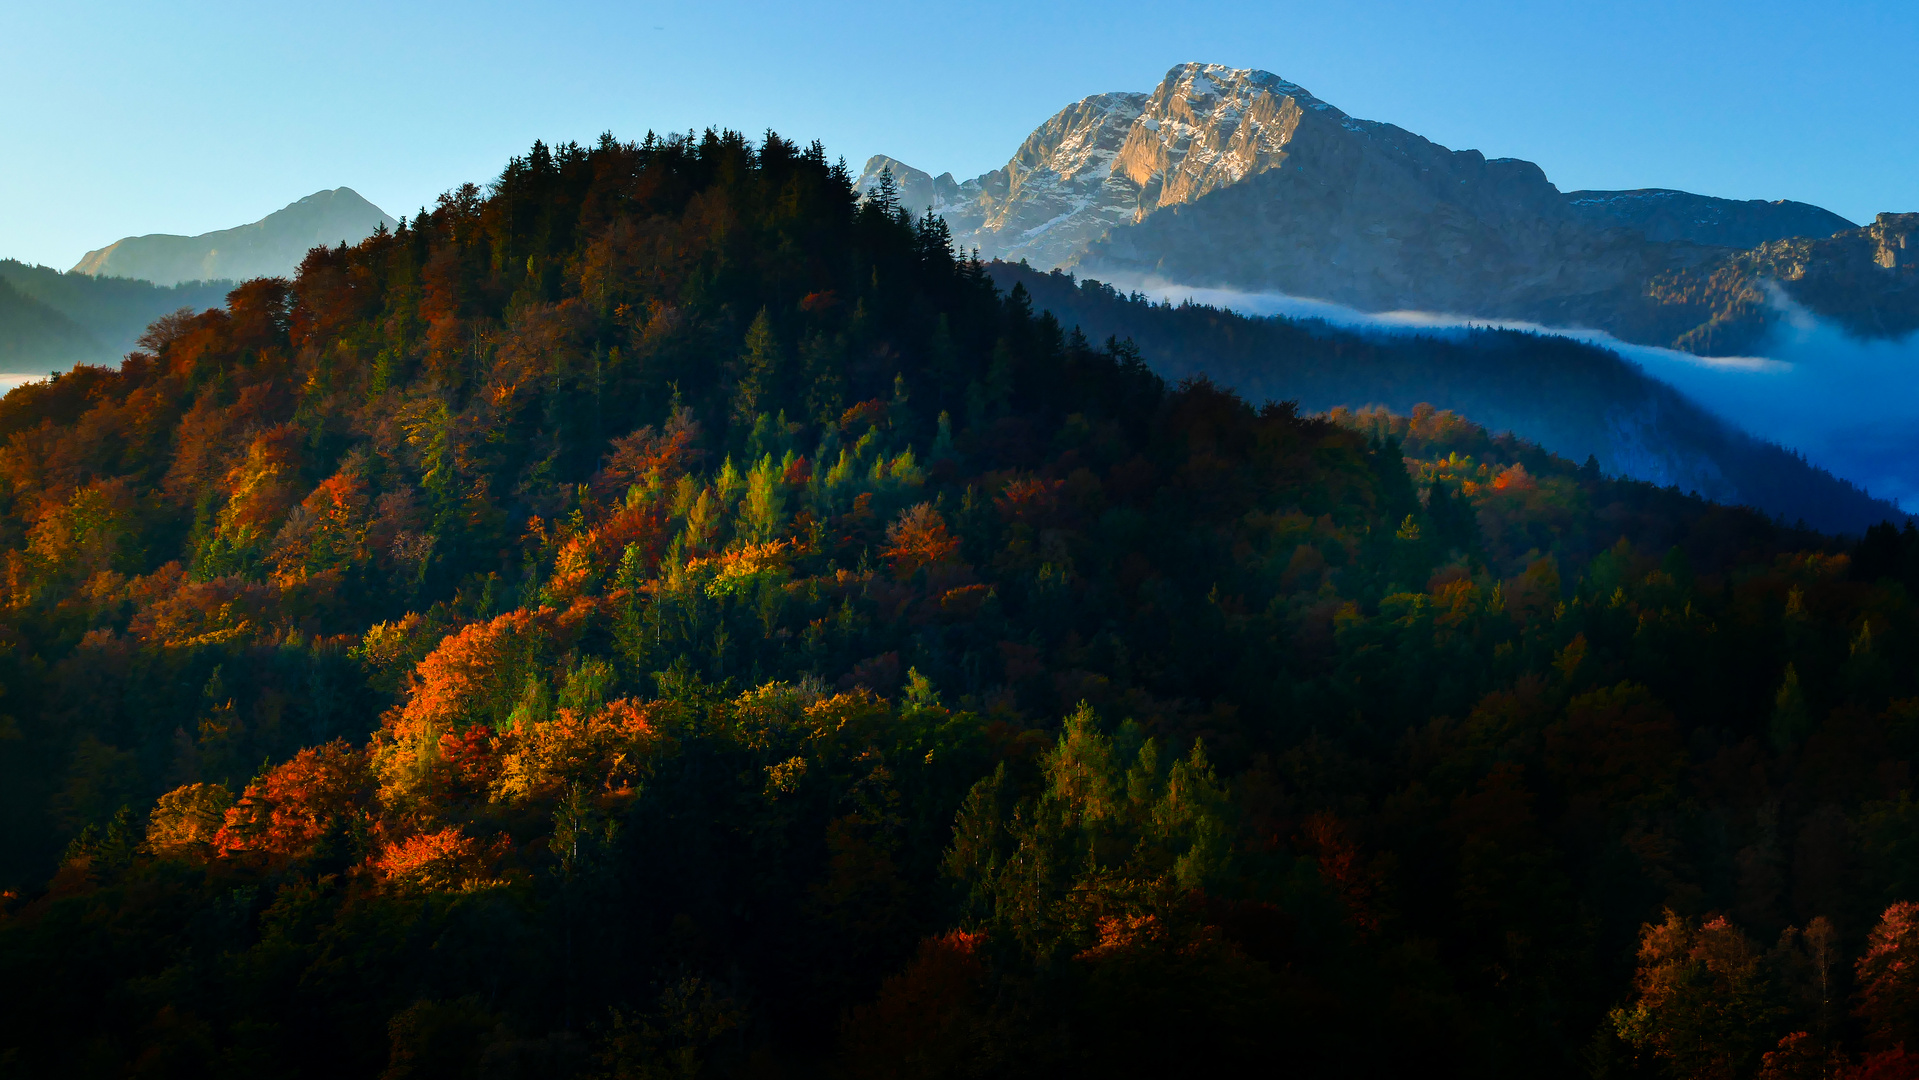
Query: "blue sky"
2 0 1915 270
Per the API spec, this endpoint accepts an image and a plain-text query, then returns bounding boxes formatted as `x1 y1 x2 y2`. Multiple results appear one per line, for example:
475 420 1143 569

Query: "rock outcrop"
860 90 1150 268
72 188 396 286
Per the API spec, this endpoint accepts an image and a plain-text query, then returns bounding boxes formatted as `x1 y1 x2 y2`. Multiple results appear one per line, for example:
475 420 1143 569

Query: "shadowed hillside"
5 132 1919 1079
0 276 103 370
992 262 1905 533
0 259 232 368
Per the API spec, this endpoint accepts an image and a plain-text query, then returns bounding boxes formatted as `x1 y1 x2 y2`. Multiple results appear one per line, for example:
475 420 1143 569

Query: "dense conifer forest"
5 131 1919 1079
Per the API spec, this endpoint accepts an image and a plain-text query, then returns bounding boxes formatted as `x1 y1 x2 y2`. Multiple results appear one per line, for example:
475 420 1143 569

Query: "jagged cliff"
859 89 1152 269
864 63 1907 355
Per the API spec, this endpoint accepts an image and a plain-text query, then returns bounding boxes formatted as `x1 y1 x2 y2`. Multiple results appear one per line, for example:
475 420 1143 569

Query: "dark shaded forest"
4 134 1919 1080
995 264 1905 535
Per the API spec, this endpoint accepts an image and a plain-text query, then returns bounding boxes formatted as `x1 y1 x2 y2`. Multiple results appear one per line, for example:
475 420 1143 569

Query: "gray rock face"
866 62 1879 352
856 157 965 222
859 90 1150 268
72 188 396 286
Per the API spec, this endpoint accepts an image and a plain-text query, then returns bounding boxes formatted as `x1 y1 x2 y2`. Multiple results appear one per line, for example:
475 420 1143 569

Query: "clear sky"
3 0 1915 271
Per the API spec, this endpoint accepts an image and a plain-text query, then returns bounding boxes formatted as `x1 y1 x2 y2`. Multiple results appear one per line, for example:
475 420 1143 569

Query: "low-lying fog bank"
1122 279 1919 512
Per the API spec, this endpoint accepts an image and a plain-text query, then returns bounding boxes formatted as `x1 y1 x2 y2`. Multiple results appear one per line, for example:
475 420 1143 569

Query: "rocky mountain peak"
862 63 1877 354
1115 63 1330 214
858 156 965 217
862 61 1528 269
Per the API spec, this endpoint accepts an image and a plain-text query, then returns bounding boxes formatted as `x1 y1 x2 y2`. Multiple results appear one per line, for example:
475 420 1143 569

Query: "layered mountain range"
0 188 393 372
0 277 100 372
71 187 395 287
0 261 231 372
865 63 1913 355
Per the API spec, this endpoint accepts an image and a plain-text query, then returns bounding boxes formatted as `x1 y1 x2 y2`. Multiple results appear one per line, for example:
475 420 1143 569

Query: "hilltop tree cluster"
4 134 1919 1078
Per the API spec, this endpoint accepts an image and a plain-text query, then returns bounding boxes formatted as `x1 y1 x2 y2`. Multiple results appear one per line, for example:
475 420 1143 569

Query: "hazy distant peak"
71 188 396 286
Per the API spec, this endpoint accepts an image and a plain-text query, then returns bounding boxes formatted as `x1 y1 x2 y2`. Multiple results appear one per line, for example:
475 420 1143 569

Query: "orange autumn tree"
372 601 600 820
388 602 601 733
592 408 704 500
882 503 960 580
213 423 306 563
489 694 661 805
270 463 374 580
375 826 494 892
1858 902 1919 1072
211 740 374 860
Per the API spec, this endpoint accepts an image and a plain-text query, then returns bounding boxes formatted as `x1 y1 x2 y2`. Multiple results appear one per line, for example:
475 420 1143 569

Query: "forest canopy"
3 132 1919 1079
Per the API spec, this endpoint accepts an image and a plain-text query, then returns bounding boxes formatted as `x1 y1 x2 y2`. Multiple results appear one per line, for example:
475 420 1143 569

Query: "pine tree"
733 307 781 428
869 165 901 218
801 331 846 423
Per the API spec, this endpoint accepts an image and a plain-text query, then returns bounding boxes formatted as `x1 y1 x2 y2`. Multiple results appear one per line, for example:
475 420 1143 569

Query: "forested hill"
0 275 103 370
992 262 1905 535
8 132 1919 1079
0 259 233 370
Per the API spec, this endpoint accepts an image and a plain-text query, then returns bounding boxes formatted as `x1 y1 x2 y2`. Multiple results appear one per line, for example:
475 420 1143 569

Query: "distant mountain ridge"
864 63 1909 355
0 278 101 373
71 188 395 286
0 261 232 373
1608 211 1919 354
1561 188 1854 249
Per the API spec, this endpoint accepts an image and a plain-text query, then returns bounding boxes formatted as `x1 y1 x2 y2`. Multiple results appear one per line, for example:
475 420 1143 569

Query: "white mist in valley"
1628 293 1919 512
1120 278 1919 512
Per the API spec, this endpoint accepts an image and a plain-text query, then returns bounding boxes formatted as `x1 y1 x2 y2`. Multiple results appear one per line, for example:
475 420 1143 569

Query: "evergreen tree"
733 307 781 428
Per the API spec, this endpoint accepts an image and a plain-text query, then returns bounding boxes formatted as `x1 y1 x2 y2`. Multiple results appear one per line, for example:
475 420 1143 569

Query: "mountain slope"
70 187 396 286
866 63 1900 355
0 260 233 365
1563 188 1854 248
994 262 1905 533
0 276 109 371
